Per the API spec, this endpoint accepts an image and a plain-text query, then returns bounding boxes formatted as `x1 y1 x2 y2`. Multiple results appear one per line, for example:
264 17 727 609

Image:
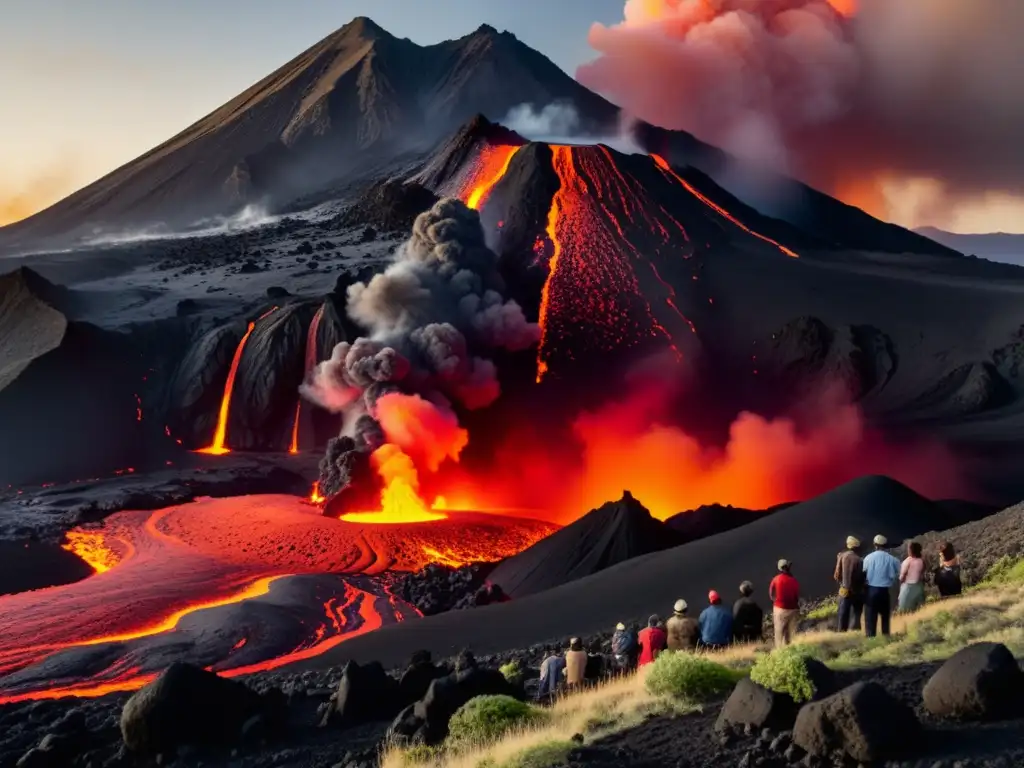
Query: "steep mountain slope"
0 18 617 248
488 491 685 598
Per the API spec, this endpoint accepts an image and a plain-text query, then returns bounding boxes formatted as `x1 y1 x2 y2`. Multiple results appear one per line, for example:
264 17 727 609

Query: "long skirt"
898 581 925 613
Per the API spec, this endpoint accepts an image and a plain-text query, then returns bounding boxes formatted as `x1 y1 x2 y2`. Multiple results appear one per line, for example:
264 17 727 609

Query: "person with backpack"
611 621 636 672
834 536 866 632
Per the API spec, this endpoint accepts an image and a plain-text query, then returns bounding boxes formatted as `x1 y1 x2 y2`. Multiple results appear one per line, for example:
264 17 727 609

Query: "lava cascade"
198 307 278 455
290 305 325 454
650 155 799 259
536 146 698 382
461 144 522 211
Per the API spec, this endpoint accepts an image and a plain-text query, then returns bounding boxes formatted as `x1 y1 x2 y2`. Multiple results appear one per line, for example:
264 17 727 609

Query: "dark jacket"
665 613 700 651
732 597 764 643
611 628 636 657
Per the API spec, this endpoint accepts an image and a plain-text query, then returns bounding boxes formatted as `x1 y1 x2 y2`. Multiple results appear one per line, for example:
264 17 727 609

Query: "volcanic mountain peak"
487 491 686 598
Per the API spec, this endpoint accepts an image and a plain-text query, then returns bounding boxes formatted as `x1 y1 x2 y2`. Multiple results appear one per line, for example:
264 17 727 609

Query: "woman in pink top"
898 541 926 613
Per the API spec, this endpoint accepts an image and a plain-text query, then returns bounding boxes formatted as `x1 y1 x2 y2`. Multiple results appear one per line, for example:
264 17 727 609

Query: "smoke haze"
578 0 1024 225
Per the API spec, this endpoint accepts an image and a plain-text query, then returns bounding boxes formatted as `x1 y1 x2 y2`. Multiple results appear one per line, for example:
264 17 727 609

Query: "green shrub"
447 695 548 748
499 660 523 683
806 598 838 621
495 740 574 768
644 651 744 701
749 646 824 703
979 556 1024 587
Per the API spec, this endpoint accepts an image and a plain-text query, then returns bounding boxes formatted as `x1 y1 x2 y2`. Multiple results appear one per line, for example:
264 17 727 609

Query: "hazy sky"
2 0 1021 233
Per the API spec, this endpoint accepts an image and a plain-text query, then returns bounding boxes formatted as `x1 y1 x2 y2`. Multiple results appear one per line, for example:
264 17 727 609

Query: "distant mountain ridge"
0 17 617 248
916 227 1024 265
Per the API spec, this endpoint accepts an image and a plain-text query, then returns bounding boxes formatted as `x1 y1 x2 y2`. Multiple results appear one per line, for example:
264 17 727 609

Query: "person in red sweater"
769 559 800 648
637 614 667 667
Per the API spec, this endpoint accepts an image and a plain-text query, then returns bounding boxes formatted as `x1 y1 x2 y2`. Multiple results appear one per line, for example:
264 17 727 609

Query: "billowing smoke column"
578 0 1024 225
301 198 540 516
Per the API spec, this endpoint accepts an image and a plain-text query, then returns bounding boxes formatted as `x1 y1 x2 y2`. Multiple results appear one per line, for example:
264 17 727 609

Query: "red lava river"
0 495 555 704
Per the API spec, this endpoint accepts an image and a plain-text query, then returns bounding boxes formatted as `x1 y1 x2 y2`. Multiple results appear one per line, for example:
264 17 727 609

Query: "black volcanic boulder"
922 642 1024 720
388 662 522 746
715 678 800 733
321 660 402 727
167 323 244 445
120 663 266 754
398 651 448 705
793 682 919 763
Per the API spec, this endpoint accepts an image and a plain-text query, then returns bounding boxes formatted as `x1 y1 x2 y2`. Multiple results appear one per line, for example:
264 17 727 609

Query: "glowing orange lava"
198 307 279 455
536 146 569 383
341 444 447 524
465 145 521 211
61 530 123 574
290 305 325 454
309 481 326 505
826 0 857 17
651 154 799 258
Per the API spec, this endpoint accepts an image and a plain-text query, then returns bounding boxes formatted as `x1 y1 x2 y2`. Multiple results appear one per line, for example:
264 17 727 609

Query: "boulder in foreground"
793 681 919 763
922 642 1024 720
120 663 267 754
715 678 799 733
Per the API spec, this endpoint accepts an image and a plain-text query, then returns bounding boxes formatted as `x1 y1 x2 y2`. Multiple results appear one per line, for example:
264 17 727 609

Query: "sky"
1 0 1021 234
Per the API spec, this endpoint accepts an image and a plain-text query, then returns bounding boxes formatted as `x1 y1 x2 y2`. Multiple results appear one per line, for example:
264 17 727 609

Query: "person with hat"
564 637 588 689
637 614 667 667
698 591 734 650
666 599 700 651
834 535 867 632
769 559 800 647
611 622 637 672
863 534 901 637
732 581 765 643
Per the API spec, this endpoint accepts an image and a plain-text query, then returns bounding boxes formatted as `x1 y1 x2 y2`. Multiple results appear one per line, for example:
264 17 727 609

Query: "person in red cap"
698 590 733 650
769 559 800 647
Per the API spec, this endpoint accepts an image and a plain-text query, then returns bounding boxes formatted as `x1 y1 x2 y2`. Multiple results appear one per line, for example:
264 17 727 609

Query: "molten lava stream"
290 304 325 454
536 146 678 382
199 306 279 456
650 154 798 259
463 144 521 211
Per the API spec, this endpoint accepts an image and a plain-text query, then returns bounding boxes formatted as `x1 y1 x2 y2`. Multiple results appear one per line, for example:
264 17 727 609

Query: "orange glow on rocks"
465 145 521 211
341 444 448 524
651 154 799 258
198 307 279 455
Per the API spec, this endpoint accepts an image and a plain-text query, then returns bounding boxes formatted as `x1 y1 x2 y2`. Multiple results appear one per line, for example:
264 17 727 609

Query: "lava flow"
0 496 555 703
650 154 799 259
463 144 521 211
536 145 691 382
290 304 325 454
340 444 447 524
198 306 279 455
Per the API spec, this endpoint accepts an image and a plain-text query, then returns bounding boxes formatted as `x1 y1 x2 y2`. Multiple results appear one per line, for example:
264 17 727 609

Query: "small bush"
399 744 441 766
806 598 838 621
979 556 1024 587
447 695 547 748
499 660 523 683
749 646 823 703
644 651 743 701
496 740 574 768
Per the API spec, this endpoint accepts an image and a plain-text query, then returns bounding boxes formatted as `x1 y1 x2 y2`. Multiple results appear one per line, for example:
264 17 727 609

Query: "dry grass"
385 573 1024 768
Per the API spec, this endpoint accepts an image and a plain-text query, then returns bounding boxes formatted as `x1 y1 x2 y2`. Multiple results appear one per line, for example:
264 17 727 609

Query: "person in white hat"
833 535 866 632
666 598 700 651
862 534 901 637
610 622 637 672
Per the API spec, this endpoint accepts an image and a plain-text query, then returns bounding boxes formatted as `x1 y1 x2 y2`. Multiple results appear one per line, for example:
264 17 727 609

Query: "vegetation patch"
494 740 574 768
448 695 549 749
806 597 838 621
977 555 1024 588
644 651 744 702
749 645 822 702
499 660 524 685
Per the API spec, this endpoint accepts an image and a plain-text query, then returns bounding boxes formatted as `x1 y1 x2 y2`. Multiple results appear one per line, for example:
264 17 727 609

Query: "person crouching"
698 591 733 651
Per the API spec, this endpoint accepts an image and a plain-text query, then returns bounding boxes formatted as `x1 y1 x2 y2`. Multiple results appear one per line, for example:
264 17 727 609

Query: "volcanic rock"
119 663 266 755
904 361 1012 419
665 502 794 541
715 678 800 733
398 652 449 706
336 179 439 234
321 660 402 727
489 491 685 598
387 662 522 746
922 642 1024 721
793 681 919 763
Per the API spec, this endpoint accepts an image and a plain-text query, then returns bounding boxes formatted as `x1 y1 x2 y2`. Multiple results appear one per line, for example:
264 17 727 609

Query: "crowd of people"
535 535 964 698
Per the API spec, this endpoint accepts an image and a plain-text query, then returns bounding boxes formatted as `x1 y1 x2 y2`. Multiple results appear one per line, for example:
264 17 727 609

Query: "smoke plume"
303 198 540 500
503 103 582 138
578 0 1024 225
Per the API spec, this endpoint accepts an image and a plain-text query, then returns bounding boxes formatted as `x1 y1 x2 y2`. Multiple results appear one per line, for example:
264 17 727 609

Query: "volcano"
0 19 617 250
